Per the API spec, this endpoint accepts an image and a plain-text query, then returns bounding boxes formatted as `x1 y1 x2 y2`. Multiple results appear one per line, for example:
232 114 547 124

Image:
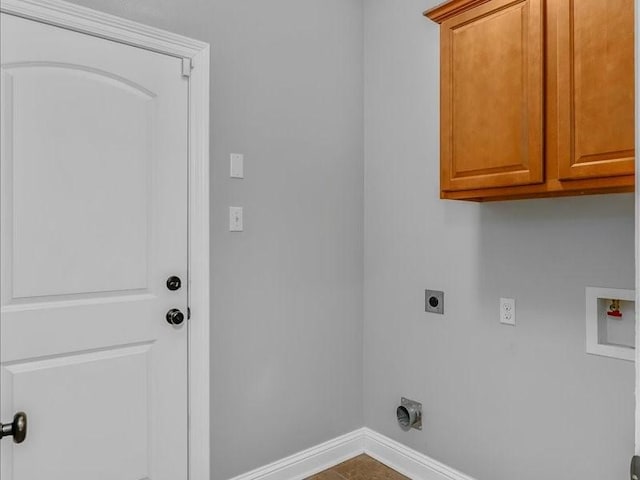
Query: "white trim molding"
227 430 365 480
363 429 475 480
635 0 640 455
0 1 211 479
227 429 476 480
0 0 207 58
186 43 211 480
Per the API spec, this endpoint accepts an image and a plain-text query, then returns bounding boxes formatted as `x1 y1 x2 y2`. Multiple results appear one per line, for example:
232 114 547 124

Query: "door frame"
637 0 640 456
0 0 211 478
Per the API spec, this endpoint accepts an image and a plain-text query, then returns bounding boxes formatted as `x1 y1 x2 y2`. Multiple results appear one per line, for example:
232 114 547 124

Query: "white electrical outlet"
500 297 516 325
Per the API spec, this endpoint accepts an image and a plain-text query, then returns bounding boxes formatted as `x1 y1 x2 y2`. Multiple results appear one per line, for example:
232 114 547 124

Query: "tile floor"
306 454 409 480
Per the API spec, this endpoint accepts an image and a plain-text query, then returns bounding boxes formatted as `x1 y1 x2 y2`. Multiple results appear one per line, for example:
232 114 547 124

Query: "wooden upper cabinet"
426 0 635 201
552 0 635 181
439 0 544 192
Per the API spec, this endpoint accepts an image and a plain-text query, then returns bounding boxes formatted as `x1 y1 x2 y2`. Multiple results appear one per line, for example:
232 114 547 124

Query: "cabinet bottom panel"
442 175 634 201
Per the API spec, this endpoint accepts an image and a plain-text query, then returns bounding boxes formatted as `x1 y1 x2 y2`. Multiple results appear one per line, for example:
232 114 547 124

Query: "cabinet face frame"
439 0 544 192
552 0 635 181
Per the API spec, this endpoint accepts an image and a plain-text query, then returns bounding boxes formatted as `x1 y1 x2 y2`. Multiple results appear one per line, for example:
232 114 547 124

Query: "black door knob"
166 309 185 326
0 412 27 444
166 276 182 291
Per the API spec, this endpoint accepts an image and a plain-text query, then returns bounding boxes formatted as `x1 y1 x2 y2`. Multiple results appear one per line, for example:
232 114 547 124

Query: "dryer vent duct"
396 397 422 431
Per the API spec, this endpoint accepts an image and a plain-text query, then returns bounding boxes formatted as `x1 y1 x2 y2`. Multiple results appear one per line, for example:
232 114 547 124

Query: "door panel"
3 344 151 479
440 0 544 191
6 63 152 298
1 13 189 480
555 0 635 180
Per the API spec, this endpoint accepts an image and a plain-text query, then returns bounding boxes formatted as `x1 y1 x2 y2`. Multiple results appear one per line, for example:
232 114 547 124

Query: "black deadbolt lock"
166 276 182 291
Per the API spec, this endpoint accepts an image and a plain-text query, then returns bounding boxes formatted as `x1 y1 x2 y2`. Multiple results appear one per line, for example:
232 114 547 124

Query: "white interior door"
1 12 189 480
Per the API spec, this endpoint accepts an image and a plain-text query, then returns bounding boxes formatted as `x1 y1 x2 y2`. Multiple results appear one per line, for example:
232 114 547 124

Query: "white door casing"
0 1 210 479
636 0 640 457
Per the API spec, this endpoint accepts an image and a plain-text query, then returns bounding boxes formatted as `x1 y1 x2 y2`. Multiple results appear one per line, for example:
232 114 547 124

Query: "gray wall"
64 1 364 479
363 1 635 480
52 1 635 479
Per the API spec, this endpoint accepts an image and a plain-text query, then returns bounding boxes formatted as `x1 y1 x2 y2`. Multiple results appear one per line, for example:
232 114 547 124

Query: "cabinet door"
440 0 543 192
554 0 635 180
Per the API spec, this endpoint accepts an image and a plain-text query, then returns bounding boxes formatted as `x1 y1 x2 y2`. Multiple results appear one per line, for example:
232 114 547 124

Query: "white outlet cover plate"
500 297 516 325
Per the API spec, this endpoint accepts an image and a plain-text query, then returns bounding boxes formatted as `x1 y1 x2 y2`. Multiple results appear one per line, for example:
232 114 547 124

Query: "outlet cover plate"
425 290 444 314
500 297 516 325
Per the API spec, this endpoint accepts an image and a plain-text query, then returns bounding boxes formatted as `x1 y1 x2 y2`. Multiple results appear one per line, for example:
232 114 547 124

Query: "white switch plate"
500 297 515 325
229 206 243 231
230 153 244 178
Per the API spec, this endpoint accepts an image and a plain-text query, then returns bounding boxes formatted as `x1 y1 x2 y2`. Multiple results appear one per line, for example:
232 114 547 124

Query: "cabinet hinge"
181 57 193 77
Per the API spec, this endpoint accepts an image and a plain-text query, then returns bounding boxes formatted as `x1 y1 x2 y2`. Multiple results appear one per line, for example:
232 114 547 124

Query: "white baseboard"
226 429 364 480
226 428 476 480
363 428 476 480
